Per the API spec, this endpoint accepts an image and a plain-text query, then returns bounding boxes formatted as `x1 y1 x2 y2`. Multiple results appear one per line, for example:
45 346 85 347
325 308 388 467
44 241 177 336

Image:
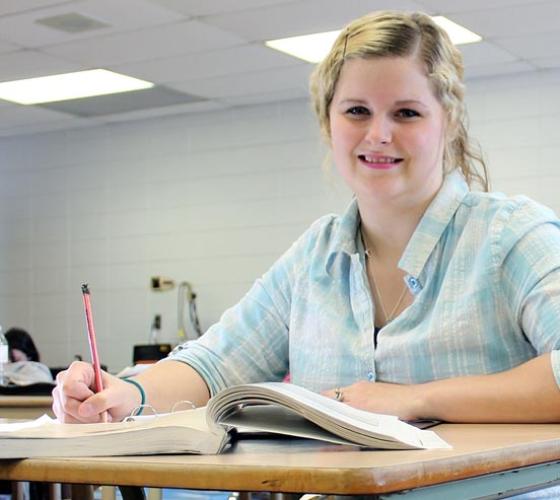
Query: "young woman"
53 11 560 424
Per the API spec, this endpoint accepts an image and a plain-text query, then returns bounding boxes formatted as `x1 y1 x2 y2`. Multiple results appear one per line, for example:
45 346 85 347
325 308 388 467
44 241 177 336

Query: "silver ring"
334 387 344 402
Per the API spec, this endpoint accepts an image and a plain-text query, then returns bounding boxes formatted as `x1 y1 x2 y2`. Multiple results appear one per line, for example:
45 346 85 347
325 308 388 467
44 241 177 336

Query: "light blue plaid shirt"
169 170 560 396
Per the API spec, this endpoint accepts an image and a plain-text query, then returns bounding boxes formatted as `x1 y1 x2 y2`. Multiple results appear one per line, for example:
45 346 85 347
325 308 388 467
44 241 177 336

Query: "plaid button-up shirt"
169 170 560 396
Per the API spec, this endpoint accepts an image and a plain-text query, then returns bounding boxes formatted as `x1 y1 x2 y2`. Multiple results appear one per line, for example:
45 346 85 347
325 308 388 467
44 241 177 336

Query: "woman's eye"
345 106 369 117
396 108 420 119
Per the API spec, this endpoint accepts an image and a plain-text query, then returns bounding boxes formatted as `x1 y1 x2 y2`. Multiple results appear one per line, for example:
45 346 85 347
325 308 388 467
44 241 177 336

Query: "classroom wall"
0 67 556 371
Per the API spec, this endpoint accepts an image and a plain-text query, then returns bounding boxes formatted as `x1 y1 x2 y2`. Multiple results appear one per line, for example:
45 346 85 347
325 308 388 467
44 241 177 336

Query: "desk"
0 397 57 500
1 424 560 499
0 396 53 419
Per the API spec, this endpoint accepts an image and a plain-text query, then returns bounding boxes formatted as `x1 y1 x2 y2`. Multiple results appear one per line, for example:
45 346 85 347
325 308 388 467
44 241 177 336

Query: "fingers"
322 386 348 403
57 362 95 398
76 391 113 421
52 384 96 423
52 361 137 423
94 377 141 421
52 361 108 423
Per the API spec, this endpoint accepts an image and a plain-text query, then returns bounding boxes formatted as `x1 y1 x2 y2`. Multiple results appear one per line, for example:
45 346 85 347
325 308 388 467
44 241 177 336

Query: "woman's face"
329 56 446 210
11 348 29 362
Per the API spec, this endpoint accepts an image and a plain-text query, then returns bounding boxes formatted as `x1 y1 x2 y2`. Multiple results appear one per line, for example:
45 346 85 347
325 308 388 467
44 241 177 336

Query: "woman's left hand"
323 380 424 421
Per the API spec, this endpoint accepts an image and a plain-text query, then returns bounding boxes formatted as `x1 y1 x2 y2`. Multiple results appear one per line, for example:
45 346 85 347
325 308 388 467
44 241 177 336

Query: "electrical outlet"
150 276 175 291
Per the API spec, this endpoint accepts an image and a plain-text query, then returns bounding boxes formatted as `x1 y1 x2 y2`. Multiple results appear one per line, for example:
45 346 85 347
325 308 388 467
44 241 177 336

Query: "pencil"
81 283 107 423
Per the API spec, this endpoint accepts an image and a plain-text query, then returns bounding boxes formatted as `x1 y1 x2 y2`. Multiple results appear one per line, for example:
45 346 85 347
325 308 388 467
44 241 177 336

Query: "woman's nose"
365 116 392 145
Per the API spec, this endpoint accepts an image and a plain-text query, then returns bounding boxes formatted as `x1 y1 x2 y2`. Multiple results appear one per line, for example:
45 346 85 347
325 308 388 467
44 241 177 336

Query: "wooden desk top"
1 424 560 495
0 396 53 407
0 396 53 419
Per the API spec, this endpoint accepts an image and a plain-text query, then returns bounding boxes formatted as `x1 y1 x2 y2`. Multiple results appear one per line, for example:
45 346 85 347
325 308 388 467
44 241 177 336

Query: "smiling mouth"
358 155 403 165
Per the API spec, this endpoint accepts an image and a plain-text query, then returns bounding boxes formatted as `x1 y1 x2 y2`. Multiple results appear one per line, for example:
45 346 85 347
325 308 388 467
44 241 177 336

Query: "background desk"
1 424 560 498
0 396 53 419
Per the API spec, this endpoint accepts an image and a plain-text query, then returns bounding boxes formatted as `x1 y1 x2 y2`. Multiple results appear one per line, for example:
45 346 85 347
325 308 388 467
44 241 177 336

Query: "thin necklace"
363 237 408 324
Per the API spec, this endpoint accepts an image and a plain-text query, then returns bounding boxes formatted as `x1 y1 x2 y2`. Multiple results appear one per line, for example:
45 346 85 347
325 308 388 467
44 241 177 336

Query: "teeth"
363 155 397 163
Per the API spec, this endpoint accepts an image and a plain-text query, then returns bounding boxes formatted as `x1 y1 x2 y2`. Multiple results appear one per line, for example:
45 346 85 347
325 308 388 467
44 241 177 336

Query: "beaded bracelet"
121 378 146 415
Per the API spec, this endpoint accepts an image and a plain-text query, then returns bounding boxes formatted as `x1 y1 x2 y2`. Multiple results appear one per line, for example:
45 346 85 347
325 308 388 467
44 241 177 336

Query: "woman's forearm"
134 360 211 412
419 353 560 422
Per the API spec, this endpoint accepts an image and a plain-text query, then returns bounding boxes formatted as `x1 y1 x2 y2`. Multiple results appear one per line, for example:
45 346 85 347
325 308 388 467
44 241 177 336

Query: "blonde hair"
309 11 489 191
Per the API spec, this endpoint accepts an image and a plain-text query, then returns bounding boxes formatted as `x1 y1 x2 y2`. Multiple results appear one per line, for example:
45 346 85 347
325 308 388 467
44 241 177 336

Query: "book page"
207 382 450 450
223 405 380 447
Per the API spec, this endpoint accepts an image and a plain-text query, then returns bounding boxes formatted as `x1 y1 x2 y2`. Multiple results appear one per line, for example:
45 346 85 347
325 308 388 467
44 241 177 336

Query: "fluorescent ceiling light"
266 30 340 63
432 16 482 45
266 16 482 63
0 69 154 105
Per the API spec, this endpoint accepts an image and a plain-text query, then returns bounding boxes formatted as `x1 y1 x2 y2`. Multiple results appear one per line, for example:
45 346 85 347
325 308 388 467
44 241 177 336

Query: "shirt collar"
323 198 360 274
323 170 470 278
399 170 470 277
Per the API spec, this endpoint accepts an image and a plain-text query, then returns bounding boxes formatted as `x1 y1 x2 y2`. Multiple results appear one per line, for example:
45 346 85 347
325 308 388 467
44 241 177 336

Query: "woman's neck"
358 195 434 264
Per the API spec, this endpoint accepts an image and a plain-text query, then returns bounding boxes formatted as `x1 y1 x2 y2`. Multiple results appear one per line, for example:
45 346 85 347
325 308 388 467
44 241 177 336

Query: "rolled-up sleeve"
165 218 329 396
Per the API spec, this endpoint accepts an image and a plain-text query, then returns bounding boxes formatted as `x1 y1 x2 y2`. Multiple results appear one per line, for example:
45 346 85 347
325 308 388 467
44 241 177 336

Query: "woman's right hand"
52 361 142 423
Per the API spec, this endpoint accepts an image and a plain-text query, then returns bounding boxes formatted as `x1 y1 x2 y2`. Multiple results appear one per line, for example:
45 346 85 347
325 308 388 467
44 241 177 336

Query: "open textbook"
0 382 450 458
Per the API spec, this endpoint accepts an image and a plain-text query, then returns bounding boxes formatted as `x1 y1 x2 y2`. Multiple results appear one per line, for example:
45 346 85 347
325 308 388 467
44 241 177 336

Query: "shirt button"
405 275 422 294
367 371 375 382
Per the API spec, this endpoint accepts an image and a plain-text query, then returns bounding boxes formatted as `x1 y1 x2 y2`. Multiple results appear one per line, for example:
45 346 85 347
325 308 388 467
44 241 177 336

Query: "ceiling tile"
39 86 204 117
416 0 539 14
449 2 560 39
168 64 312 99
0 0 69 16
0 0 186 47
146 0 297 17
219 88 309 108
460 41 517 68
0 38 21 53
466 70 542 93
0 99 13 110
115 44 300 84
95 99 225 124
0 103 77 127
532 57 560 70
465 61 536 80
0 49 85 81
202 0 427 41
495 31 560 59
43 19 246 67
0 118 93 137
